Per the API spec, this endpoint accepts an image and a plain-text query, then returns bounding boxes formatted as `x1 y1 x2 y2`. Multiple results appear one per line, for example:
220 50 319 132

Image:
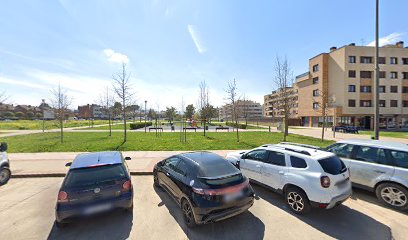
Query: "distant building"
78 104 106 119
219 100 263 120
263 87 299 119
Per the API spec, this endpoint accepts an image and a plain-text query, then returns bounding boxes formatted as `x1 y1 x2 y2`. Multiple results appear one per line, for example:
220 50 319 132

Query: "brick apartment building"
219 100 263 121
78 104 105 119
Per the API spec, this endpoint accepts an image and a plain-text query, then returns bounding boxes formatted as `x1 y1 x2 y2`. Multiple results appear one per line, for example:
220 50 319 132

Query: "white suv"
226 142 352 214
0 142 11 186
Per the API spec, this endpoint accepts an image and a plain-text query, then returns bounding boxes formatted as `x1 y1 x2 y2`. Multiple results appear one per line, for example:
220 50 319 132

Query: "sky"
1 0 407 111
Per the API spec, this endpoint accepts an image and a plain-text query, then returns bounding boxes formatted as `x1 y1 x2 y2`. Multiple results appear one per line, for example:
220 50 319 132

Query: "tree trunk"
60 114 63 143
123 100 127 143
108 113 112 137
321 114 326 142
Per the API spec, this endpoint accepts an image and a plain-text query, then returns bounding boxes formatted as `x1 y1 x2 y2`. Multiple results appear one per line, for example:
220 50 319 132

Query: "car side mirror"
125 156 131 161
0 142 7 152
65 162 72 167
241 154 246 159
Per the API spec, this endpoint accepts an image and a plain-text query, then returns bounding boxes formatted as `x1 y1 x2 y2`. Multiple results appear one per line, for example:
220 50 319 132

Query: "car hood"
226 150 248 163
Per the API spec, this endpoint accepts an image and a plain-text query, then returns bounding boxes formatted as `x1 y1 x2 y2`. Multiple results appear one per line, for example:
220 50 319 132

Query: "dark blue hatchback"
55 151 133 227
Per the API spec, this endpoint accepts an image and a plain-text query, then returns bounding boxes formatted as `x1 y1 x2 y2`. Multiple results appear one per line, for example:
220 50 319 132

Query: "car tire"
0 167 11 186
126 203 134 213
376 183 408 211
153 172 161 188
55 221 67 228
285 187 311 215
181 199 196 228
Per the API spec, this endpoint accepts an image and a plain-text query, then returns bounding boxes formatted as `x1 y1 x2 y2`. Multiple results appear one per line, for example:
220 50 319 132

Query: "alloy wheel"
0 168 10 184
380 187 407 207
287 192 304 212
182 201 193 225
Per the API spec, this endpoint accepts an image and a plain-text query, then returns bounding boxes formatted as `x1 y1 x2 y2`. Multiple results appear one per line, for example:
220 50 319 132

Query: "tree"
3 112 14 118
99 86 114 137
50 83 72 143
147 108 156 120
273 56 295 141
226 78 240 142
112 63 134 143
241 96 250 126
197 80 210 136
0 91 8 104
35 113 43 119
165 107 176 124
15 112 24 119
26 111 35 119
314 88 335 141
185 104 195 119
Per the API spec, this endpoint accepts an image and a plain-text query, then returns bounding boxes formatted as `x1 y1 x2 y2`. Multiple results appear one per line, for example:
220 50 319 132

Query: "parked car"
226 142 352 214
55 151 133 227
153 152 255 227
325 139 408 210
0 142 11 186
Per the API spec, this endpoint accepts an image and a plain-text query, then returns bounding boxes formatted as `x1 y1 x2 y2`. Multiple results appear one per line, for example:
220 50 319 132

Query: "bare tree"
314 89 334 141
273 56 295 141
241 95 250 127
112 63 134 143
99 86 115 137
197 80 210 136
226 78 240 142
50 84 72 143
0 91 8 103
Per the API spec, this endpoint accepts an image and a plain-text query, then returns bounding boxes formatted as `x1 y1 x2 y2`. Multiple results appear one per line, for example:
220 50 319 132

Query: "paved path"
0 176 406 239
9 150 238 177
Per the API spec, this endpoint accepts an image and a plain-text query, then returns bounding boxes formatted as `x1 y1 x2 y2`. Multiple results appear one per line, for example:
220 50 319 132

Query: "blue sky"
1 0 407 110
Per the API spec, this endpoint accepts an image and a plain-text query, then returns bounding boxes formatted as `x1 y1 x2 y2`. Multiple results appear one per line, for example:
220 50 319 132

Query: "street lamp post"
144 100 147 133
374 0 380 139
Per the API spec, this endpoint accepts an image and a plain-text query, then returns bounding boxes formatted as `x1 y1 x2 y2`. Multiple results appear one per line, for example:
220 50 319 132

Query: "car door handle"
374 170 385 174
279 171 284 175
166 172 170 176
256 165 261 168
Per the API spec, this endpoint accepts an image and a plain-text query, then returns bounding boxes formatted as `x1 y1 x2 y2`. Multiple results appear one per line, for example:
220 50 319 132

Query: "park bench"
215 127 229 132
183 127 197 132
149 127 164 132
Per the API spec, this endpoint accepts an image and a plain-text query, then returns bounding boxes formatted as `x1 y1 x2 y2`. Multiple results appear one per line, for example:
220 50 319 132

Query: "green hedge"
129 122 152 130
225 122 247 129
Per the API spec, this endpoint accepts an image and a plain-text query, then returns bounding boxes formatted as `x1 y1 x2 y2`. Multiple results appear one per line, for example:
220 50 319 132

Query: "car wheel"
376 183 408 211
153 172 161 188
0 167 11 186
285 187 311 214
55 221 67 228
181 199 196 228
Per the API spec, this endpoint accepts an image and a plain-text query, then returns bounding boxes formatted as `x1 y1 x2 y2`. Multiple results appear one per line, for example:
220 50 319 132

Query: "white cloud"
103 49 129 63
0 76 50 90
188 25 207 54
367 32 405 47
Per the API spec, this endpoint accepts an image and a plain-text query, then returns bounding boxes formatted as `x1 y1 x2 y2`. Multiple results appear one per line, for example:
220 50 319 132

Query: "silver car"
0 142 11 186
325 139 408 211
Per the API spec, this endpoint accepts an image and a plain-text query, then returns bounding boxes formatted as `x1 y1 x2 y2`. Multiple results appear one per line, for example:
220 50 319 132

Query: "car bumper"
55 192 133 223
311 189 352 209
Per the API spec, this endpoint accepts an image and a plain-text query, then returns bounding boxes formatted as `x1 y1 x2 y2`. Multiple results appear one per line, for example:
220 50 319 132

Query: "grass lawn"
1 131 334 153
0 120 111 130
359 130 408 139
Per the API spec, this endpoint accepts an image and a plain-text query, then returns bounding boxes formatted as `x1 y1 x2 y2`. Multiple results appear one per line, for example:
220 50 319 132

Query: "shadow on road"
252 184 392 240
47 210 133 240
154 186 265 240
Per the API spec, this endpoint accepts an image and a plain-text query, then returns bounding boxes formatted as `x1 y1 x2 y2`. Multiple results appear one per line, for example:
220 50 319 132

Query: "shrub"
225 122 247 129
129 122 152 130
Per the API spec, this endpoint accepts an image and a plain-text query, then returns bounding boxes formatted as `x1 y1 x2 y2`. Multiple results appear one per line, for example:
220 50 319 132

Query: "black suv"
153 151 255 227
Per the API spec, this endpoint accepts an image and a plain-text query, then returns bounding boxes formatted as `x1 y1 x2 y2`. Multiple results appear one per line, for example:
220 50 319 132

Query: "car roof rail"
279 142 321 150
267 145 312 156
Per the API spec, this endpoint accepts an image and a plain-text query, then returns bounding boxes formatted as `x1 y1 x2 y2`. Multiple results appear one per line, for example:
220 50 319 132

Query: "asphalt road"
0 177 406 240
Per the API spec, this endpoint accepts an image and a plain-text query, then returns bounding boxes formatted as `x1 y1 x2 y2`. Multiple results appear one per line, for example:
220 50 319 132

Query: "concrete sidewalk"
8 150 238 178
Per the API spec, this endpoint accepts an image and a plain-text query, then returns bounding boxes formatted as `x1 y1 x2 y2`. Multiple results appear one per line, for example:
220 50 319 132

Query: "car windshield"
64 164 127 188
318 156 347 175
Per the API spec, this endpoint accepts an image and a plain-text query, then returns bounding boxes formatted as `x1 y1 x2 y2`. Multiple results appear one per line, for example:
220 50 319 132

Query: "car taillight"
58 191 68 203
192 178 249 196
122 180 132 191
320 176 331 188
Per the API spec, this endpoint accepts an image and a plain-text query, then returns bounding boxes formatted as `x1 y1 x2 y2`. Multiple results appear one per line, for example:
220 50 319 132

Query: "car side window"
353 146 386 164
163 157 180 172
290 156 307 168
175 159 189 176
265 151 286 166
245 149 268 162
390 150 408 169
327 143 354 158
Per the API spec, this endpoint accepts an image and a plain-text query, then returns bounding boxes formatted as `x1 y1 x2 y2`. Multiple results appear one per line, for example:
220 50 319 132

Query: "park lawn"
0 120 111 130
359 130 408 139
1 131 334 153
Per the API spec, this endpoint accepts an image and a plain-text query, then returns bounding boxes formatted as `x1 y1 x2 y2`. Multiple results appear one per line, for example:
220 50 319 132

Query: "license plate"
83 203 112 215
224 191 244 202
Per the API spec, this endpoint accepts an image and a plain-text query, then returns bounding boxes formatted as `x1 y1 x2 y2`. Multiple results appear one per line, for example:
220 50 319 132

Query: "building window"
379 71 386 78
390 100 398 107
313 102 319 109
360 100 372 107
390 57 398 65
348 70 356 78
348 85 356 92
360 56 373 64
378 57 386 64
403 58 408 65
390 72 398 79
379 85 386 93
403 101 408 107
379 100 386 107
360 86 372 93
312 64 319 72
348 56 356 63
390 86 398 93
403 86 408 93
360 71 372 78
312 89 320 96
312 77 319 84
403 72 408 79
348 99 356 107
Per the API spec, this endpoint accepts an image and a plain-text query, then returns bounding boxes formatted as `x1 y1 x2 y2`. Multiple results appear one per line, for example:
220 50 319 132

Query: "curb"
11 171 153 178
